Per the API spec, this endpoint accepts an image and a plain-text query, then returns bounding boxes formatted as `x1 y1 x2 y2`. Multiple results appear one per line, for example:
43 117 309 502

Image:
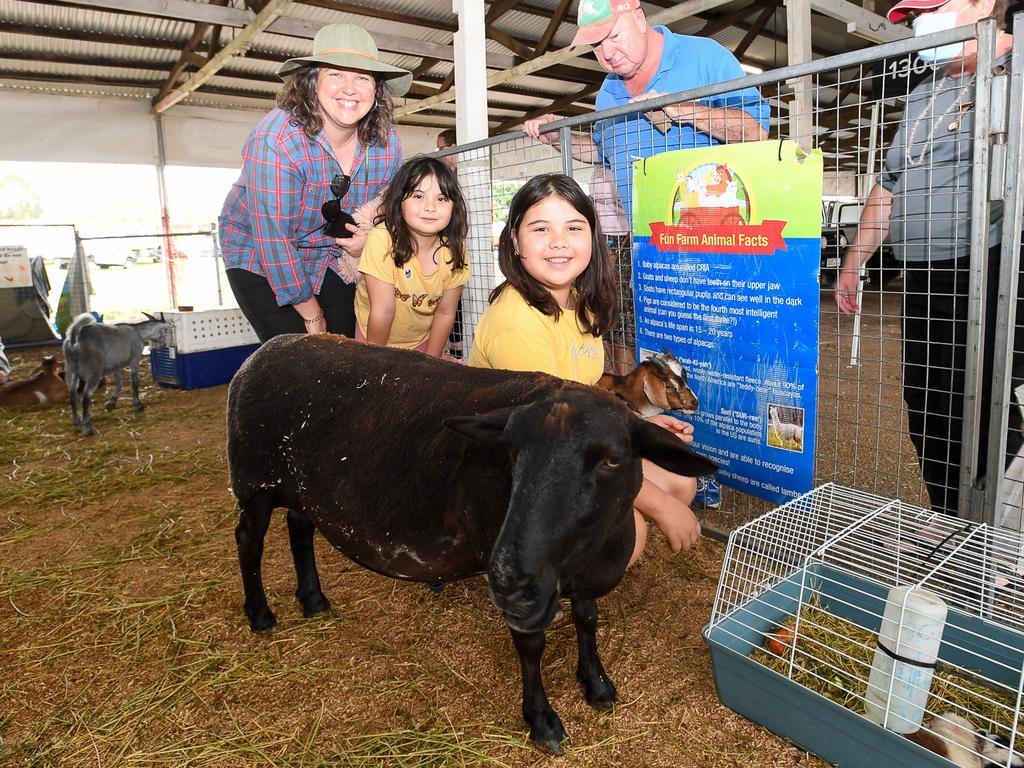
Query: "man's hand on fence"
522 114 561 145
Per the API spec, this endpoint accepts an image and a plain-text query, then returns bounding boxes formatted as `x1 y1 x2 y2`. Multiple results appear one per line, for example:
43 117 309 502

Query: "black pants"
902 245 1024 516
227 268 356 344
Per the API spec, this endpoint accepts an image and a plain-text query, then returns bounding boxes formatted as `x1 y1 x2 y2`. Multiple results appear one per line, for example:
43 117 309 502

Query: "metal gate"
439 17 1023 533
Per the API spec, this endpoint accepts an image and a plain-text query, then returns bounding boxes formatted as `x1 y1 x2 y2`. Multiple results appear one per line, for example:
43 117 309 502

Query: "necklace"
905 74 974 168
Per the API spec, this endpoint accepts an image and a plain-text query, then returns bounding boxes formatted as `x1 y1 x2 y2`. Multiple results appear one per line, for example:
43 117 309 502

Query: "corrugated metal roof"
0 0 902 133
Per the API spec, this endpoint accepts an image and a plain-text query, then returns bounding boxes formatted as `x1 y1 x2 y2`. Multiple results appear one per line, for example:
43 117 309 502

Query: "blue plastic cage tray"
703 484 1024 768
150 344 258 390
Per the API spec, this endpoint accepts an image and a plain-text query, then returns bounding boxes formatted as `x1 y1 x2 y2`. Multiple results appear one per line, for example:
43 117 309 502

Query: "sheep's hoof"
133 403 145 413
300 594 331 618
246 604 277 632
533 737 565 756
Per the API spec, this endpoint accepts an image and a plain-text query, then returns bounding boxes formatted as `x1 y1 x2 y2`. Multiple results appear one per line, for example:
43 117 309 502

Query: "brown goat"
0 356 70 408
596 349 699 417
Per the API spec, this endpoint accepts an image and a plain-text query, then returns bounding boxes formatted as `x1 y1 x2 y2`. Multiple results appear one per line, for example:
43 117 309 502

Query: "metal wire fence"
437 18 1024 535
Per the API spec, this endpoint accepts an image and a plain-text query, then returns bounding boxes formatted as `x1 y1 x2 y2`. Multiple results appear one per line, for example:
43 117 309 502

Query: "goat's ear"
642 373 671 411
443 407 515 444
630 417 717 477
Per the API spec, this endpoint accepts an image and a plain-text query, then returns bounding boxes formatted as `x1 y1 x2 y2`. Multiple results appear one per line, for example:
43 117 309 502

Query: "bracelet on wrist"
302 312 324 326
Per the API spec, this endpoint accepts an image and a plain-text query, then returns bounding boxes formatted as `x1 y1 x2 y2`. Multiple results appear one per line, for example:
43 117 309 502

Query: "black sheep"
226 334 716 753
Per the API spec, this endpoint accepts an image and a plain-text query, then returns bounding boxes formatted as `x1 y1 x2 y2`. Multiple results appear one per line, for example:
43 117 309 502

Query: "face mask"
913 11 965 62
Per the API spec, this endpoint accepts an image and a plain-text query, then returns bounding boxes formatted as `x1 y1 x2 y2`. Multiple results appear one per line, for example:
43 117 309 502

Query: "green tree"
0 174 42 220
492 180 522 223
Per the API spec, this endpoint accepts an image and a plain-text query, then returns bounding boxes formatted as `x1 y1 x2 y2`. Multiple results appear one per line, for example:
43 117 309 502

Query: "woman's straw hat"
278 23 413 97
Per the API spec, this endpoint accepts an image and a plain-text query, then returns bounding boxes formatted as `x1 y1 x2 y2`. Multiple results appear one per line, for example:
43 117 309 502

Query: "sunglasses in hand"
322 172 357 239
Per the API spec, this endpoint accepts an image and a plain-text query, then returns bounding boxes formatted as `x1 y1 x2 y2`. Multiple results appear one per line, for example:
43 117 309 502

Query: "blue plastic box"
150 344 259 390
703 564 1024 768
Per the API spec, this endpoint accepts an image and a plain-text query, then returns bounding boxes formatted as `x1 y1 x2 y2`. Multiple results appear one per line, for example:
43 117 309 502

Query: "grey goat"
63 312 171 435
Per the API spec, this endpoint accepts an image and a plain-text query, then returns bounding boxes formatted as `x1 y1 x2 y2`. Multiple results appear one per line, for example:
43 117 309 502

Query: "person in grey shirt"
835 0 1017 517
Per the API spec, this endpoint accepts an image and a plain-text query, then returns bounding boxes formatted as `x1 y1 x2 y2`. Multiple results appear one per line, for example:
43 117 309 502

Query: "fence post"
984 17 1024 529
958 18 999 521
559 126 574 178
210 222 223 306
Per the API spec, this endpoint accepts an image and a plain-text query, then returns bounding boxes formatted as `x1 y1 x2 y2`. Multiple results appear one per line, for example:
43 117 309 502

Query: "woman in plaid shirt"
219 23 412 342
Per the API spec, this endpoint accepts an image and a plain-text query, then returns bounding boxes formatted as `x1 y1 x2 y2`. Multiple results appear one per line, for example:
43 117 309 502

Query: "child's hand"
336 222 370 259
645 413 694 443
655 502 701 553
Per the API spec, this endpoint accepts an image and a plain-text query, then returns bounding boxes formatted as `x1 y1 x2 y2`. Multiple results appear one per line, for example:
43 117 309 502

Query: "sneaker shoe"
693 476 721 510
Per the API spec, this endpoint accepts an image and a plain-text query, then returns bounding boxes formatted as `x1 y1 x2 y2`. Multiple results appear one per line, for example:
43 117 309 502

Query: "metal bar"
435 24 978 160
958 18 998 522
559 126 573 177
984 18 1024 529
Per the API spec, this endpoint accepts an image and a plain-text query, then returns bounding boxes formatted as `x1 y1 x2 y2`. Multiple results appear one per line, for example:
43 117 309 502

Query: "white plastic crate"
159 308 258 354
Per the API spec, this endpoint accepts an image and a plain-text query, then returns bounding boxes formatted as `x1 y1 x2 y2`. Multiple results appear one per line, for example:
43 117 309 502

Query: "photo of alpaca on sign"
767 404 804 452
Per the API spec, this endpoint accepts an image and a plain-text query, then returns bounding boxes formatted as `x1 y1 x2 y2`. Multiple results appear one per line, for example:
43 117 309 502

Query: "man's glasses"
321 172 356 239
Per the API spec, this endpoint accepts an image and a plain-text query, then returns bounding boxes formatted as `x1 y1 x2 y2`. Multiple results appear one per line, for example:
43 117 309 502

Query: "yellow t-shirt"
354 224 471 349
468 286 604 385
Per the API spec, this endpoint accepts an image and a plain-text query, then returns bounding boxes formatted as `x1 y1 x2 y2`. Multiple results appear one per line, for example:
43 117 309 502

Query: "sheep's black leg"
105 370 123 411
571 597 617 710
286 510 330 617
235 494 277 631
128 364 144 412
80 378 101 436
509 626 566 754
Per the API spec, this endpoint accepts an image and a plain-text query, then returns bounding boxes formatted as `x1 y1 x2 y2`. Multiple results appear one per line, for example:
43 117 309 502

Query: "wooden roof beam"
152 0 293 113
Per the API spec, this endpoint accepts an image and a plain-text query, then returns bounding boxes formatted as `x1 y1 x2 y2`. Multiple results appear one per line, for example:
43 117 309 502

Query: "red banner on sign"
648 220 788 255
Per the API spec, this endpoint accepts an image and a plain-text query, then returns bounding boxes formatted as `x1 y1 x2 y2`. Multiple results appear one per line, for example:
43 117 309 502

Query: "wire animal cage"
704 483 1024 768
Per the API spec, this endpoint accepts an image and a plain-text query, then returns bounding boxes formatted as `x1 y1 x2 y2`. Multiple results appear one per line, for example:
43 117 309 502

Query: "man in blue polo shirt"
523 0 769 214
523 0 769 511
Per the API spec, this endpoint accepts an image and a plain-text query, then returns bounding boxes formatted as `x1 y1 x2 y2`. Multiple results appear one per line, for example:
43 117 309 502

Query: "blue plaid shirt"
219 108 402 305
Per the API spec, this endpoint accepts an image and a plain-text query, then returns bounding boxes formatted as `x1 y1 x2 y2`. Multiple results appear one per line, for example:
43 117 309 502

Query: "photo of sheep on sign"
766 404 804 452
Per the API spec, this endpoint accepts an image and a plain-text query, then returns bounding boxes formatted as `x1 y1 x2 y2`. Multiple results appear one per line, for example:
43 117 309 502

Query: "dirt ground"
0 343 843 768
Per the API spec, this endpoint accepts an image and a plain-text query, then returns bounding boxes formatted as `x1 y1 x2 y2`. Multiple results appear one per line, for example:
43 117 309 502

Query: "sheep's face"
445 389 716 634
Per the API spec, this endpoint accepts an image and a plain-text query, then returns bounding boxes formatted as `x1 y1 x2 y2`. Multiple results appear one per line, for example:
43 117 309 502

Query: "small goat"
0 356 69 407
596 349 698 417
63 312 171 436
768 405 803 447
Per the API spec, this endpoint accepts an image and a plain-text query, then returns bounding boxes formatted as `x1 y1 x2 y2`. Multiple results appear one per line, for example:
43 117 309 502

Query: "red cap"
570 0 641 48
886 0 954 23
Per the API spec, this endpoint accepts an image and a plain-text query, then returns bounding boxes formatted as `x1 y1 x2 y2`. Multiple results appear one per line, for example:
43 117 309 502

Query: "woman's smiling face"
316 66 376 131
513 194 593 306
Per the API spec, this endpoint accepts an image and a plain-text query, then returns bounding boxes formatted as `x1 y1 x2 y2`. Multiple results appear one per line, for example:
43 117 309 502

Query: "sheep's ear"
630 417 717 477
444 407 515 444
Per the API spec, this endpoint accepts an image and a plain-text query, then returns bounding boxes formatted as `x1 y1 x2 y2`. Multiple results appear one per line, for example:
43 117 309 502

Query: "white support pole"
849 101 882 367
785 0 814 151
453 0 493 357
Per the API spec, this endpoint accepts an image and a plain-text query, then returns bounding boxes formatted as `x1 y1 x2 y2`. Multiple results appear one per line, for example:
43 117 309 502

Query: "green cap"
571 0 640 48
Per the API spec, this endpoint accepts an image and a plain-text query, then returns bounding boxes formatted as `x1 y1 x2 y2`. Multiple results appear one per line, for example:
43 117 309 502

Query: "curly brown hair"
491 174 618 337
276 65 395 146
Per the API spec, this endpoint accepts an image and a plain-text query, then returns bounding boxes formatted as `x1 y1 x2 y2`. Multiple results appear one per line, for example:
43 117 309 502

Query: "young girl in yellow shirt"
355 156 469 355
469 173 703 565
